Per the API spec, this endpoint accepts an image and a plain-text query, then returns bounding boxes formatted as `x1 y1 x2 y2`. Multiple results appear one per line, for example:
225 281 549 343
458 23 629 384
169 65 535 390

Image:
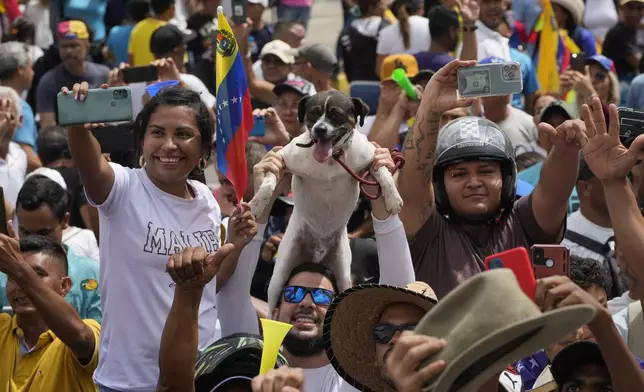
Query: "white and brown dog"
250 90 403 314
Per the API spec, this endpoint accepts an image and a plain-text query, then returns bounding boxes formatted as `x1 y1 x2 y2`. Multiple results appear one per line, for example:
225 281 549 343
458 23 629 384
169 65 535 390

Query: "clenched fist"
251 367 304 392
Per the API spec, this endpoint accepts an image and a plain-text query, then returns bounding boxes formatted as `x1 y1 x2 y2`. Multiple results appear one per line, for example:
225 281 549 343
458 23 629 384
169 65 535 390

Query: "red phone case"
531 245 569 279
485 247 537 301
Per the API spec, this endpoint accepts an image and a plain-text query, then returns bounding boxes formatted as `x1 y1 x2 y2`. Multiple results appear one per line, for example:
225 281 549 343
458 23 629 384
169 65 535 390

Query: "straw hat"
323 282 438 392
415 269 596 392
551 0 585 26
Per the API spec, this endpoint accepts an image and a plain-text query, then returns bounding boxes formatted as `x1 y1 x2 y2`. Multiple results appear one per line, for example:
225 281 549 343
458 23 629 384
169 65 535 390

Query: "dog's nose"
313 125 329 138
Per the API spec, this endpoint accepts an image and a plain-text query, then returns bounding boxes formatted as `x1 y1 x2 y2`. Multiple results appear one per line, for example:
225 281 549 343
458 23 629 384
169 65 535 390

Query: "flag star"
223 100 229 107
529 358 539 369
232 97 238 104
218 105 222 111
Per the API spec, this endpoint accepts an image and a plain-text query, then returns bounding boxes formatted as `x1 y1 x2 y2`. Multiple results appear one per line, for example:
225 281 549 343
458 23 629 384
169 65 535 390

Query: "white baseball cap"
248 0 269 7
25 167 68 190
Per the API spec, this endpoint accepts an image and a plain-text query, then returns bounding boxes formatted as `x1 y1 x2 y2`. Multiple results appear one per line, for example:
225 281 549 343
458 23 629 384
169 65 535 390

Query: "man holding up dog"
399 59 584 299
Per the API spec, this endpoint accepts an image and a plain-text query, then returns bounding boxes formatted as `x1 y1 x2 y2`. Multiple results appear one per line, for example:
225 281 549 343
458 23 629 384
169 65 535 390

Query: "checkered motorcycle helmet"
432 116 517 223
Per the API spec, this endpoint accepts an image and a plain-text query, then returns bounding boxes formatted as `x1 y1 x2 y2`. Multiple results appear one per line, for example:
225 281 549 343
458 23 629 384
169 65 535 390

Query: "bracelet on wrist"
463 25 478 33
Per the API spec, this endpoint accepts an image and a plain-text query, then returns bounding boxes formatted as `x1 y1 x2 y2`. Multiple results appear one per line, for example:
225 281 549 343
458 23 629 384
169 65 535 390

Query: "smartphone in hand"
122 65 158 84
232 0 247 25
57 87 134 126
531 244 570 279
485 247 536 301
457 61 523 98
570 52 586 73
250 116 266 137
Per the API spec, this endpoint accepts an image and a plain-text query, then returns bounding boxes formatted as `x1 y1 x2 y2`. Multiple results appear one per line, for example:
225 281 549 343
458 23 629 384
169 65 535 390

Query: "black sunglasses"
372 323 417 344
282 286 335 306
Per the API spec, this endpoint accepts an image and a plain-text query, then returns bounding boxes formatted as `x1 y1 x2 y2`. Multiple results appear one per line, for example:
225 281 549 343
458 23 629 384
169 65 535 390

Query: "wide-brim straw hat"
415 269 596 392
323 282 438 392
551 0 585 26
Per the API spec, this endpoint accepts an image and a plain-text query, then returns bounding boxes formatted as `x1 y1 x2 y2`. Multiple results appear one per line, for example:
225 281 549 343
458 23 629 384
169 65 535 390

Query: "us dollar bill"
458 69 491 97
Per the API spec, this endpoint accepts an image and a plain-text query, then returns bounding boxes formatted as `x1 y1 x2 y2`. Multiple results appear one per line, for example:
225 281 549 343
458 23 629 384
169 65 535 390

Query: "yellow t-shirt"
0 313 101 392
128 18 168 66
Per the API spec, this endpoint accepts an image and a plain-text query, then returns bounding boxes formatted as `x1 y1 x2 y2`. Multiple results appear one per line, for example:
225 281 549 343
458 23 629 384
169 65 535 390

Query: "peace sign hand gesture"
578 97 644 181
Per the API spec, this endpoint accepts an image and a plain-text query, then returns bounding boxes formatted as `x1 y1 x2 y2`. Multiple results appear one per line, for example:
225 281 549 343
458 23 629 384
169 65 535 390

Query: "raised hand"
535 275 606 328
60 82 108 130
166 244 235 289
386 331 447 392
226 203 258 248
249 108 291 146
578 98 644 181
0 220 23 277
0 98 18 136
260 233 283 262
457 0 480 26
152 57 182 82
537 118 586 152
108 63 129 87
418 59 477 115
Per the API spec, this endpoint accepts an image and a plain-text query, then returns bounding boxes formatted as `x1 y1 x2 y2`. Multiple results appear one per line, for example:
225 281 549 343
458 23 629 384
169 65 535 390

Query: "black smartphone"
570 52 586 73
91 122 136 154
232 0 247 25
618 107 644 147
122 65 158 84
0 187 7 236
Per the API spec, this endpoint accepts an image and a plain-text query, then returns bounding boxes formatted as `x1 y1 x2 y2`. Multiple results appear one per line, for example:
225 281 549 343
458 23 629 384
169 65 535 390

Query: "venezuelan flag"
215 7 253 202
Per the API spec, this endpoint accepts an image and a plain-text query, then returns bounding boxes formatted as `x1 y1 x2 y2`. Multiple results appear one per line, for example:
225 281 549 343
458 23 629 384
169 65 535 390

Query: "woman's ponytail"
394 0 421 51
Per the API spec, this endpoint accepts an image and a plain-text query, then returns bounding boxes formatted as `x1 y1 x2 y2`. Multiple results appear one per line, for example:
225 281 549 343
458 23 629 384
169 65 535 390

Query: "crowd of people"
1 0 644 390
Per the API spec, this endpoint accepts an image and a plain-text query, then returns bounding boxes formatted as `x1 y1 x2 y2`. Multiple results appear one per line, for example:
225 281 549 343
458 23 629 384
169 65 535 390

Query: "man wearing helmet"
399 59 586 299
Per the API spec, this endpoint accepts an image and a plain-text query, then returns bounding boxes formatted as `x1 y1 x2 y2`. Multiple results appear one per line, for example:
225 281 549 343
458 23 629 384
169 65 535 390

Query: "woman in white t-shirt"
375 0 430 76
64 83 235 392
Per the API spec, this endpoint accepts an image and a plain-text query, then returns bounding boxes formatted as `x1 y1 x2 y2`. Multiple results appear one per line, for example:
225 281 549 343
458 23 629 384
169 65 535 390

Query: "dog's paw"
384 191 404 215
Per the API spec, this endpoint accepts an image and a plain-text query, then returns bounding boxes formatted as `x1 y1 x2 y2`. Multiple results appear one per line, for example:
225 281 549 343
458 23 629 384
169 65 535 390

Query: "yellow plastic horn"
259 319 293 375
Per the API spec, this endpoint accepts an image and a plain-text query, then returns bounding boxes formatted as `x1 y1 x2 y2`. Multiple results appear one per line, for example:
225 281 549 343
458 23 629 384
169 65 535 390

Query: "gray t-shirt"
496 106 539 156
409 196 563 299
36 61 110 116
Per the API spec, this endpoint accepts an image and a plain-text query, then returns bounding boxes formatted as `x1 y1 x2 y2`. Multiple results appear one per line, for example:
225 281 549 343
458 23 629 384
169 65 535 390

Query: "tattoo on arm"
403 111 441 183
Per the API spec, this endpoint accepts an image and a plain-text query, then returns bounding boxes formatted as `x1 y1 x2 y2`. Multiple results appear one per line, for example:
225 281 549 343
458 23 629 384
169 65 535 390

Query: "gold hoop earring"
198 157 207 171
139 155 146 167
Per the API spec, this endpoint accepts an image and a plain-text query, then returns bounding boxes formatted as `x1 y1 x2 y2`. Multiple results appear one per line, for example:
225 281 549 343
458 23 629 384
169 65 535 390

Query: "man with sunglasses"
321 281 524 392
249 145 415 392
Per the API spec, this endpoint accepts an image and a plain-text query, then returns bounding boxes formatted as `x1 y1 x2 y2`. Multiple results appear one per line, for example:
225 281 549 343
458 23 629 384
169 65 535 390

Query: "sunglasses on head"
372 323 417 344
282 286 335 306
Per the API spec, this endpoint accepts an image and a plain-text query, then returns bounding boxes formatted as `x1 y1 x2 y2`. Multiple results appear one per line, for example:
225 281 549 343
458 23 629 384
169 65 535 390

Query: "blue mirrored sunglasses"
282 286 335 306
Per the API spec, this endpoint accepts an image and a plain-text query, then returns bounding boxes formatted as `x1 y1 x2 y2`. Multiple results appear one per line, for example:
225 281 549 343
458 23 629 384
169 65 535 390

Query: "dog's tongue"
313 140 333 163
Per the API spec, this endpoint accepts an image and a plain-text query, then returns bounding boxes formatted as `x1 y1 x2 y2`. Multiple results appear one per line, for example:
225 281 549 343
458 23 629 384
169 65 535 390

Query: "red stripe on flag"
225 90 254 202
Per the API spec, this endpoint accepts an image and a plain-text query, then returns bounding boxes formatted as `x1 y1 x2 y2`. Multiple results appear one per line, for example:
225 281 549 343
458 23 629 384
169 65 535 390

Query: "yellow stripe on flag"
537 0 560 94
215 11 240 96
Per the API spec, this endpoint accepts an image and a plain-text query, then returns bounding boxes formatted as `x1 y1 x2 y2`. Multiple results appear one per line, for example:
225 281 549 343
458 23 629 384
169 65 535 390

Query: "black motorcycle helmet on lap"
432 116 517 225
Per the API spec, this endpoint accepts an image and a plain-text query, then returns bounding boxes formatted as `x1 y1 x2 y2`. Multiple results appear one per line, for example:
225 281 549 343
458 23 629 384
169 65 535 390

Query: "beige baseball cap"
260 40 295 64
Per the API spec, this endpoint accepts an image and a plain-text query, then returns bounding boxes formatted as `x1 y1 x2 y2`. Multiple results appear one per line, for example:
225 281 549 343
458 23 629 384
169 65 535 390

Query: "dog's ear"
297 96 311 124
351 98 370 127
